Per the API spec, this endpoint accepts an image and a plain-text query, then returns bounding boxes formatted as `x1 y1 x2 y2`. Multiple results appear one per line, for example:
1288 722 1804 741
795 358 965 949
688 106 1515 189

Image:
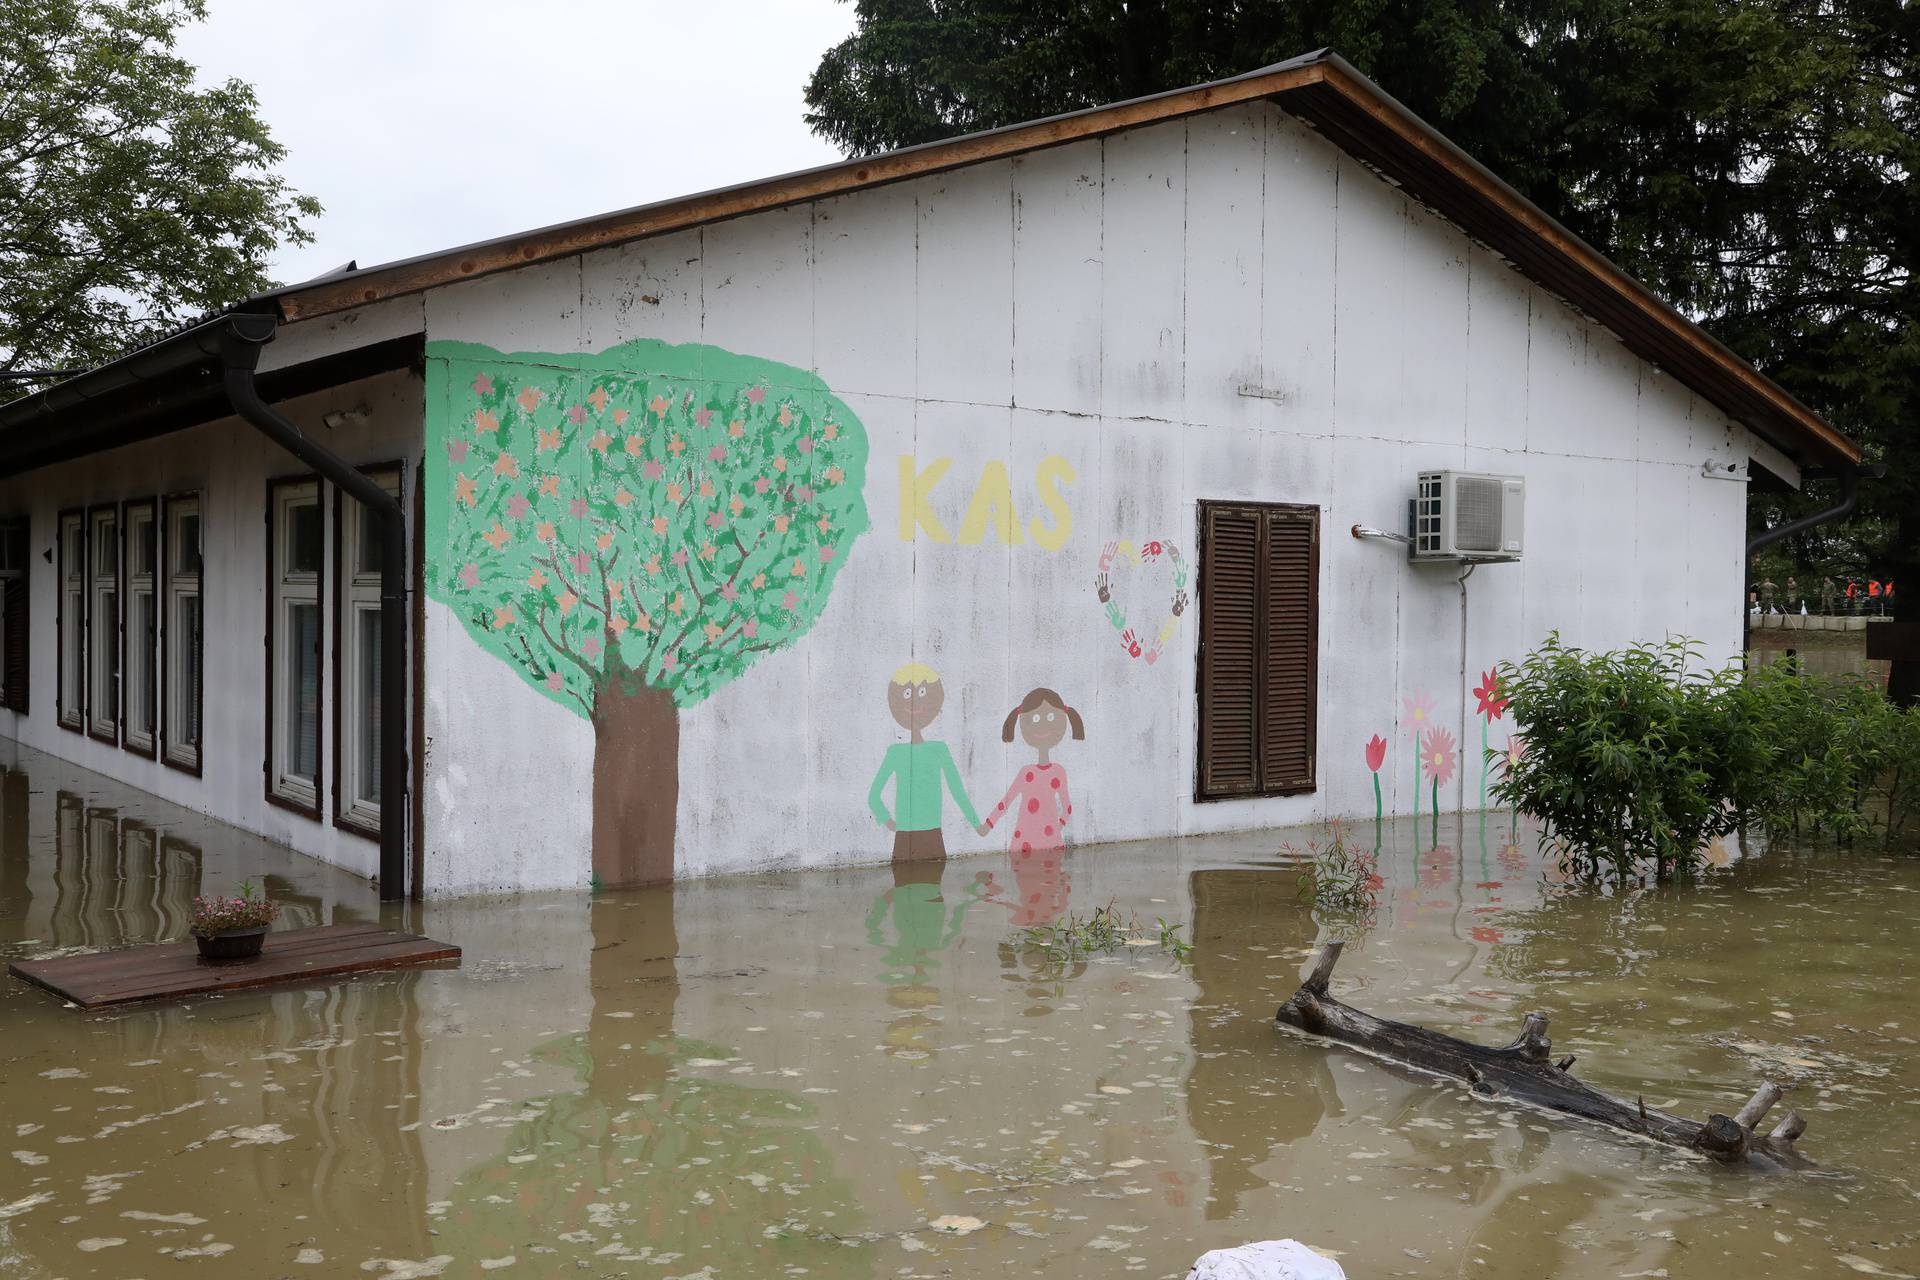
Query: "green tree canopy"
807 0 1918 692
1 0 319 386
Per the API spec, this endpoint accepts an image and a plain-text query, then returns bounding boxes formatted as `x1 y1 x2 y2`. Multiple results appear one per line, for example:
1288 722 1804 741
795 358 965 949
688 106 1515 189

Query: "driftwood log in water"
1274 943 1811 1169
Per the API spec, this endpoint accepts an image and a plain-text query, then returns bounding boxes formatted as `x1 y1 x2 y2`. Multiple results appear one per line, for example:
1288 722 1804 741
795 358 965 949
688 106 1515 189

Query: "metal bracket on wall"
1701 455 1748 481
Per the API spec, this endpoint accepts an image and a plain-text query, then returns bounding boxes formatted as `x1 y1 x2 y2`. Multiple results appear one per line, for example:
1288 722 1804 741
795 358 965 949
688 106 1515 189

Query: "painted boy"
867 663 986 860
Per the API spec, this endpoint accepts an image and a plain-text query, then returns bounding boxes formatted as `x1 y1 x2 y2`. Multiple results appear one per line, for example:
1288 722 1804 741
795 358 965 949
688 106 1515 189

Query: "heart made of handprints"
1093 538 1190 663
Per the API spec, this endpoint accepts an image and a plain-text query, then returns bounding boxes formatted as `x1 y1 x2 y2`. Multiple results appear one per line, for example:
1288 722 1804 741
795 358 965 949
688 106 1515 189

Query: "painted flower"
728 419 744 438
699 542 716 560
453 473 477 507
482 522 511 550
719 581 739 603
1473 669 1509 723
473 409 499 433
1469 926 1504 945
1365 734 1387 772
649 395 670 417
457 562 480 589
644 460 666 480
706 511 724 529
556 589 577 615
567 403 588 426
750 573 766 590
729 496 745 516
538 427 562 452
613 408 629 427
667 592 685 615
491 605 515 629
1503 735 1526 774
708 444 727 463
516 386 542 412
773 515 790 534
661 650 679 672
743 619 759 639
644 555 661 575
789 557 807 578
625 433 645 457
535 521 556 543
447 439 469 463
472 373 493 395
506 494 530 520
781 590 799 611
526 568 547 591
697 477 715 498
586 386 609 413
667 435 685 455
693 407 714 429
651 516 669 536
545 671 564 692
595 531 614 551
703 622 723 642
540 474 562 497
823 422 839 441
569 551 590 575
666 482 683 505
587 429 612 453
671 548 689 568
492 452 519 479
819 545 837 564
1421 726 1459 787
568 497 588 517
754 476 771 495
613 487 634 508
581 635 601 659
745 385 766 405
798 436 814 454
776 404 792 426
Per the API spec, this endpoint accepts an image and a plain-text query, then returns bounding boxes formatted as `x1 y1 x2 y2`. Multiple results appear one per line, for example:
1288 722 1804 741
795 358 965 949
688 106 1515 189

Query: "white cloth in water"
1184 1239 1347 1280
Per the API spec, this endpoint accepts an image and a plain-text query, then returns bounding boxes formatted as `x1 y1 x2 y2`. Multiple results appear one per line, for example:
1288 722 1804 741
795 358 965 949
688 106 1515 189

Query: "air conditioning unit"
1413 471 1525 561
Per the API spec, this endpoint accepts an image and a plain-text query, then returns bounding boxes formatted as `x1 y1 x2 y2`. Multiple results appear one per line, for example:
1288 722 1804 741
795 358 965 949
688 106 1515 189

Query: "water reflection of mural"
434 891 870 1274
425 340 871 887
866 856 991 1059
868 664 984 861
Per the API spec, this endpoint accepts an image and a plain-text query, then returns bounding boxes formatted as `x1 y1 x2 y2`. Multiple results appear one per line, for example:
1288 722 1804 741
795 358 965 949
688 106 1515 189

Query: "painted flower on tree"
425 339 871 885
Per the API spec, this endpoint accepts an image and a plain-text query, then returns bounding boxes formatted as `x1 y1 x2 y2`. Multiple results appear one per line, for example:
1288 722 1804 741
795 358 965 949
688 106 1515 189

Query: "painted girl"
982 687 1083 856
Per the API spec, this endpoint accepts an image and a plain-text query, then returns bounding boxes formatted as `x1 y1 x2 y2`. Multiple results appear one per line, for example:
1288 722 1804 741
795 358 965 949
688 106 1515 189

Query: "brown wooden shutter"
1197 501 1319 800
1198 505 1262 796
1260 508 1318 792
3 570 27 715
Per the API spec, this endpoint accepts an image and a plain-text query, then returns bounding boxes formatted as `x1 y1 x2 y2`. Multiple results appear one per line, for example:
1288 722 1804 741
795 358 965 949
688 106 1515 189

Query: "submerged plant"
189 880 280 937
1014 901 1192 964
1291 820 1382 939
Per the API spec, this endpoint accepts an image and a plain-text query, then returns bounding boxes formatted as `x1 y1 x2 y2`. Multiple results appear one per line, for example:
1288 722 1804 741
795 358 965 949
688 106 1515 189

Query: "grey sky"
176 0 858 288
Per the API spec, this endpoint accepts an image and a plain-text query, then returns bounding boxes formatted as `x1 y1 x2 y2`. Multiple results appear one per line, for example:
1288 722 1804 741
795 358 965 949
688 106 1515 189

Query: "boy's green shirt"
868 740 982 832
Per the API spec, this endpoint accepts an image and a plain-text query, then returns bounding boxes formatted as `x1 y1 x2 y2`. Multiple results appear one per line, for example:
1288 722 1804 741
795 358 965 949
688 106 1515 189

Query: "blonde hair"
890 662 940 686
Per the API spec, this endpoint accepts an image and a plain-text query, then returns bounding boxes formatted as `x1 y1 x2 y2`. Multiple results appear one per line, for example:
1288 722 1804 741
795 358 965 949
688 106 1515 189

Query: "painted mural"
425 339 871 885
1094 539 1188 663
983 687 1082 856
867 664 983 861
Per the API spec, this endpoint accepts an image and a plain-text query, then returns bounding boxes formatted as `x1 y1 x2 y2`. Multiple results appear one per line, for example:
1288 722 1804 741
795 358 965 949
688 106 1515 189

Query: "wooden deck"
7 923 461 1010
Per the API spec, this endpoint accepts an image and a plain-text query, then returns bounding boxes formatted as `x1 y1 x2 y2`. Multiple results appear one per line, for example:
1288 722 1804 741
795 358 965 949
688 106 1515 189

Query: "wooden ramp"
7 923 460 1010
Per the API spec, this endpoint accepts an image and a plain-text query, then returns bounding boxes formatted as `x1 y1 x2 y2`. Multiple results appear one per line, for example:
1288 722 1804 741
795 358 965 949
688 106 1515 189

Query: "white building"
0 52 1861 898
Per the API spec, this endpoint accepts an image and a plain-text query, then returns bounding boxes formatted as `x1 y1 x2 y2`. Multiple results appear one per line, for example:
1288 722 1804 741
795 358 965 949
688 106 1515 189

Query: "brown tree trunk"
1888 510 1919 708
591 679 678 887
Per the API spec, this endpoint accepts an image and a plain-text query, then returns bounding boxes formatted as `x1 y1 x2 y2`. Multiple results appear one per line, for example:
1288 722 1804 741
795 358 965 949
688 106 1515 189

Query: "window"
1195 501 1320 800
57 510 84 731
335 466 400 836
267 478 324 814
0 519 28 714
86 507 120 743
161 494 203 773
122 501 158 755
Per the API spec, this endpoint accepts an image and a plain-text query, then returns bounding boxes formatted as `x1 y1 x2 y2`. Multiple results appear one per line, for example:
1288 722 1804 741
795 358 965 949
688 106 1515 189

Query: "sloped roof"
2 49 1860 468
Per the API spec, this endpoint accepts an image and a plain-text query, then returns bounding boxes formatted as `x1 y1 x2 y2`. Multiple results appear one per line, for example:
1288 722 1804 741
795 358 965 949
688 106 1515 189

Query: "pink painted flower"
819 545 836 563
581 635 603 660
743 619 759 639
781 590 799 612
671 548 689 568
506 494 530 520
719 581 739 603
1503 735 1526 774
644 460 666 481
798 436 814 454
708 444 727 463
1421 726 1459 787
1403 688 1436 735
661 651 679 673
693 407 713 429
567 403 588 426
568 497 588 518
447 439 470 463
796 485 815 503
458 562 480 589
706 511 724 529
545 672 564 692
753 476 771 494
570 551 591 576
745 385 766 405
472 373 494 395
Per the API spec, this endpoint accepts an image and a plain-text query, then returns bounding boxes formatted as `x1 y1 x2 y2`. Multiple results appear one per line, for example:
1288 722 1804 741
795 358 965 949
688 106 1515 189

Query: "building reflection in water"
866 855 990 1058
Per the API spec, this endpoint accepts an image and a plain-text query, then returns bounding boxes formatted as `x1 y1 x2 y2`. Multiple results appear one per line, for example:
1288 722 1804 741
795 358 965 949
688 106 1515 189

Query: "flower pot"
196 926 268 962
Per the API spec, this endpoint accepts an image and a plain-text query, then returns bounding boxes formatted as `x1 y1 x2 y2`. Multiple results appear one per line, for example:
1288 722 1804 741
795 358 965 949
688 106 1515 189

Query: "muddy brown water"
1 744 1917 1279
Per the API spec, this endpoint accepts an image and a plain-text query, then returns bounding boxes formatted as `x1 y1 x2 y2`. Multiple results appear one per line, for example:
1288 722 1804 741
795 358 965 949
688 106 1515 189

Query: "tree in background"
426 341 870 885
807 1 1916 699
0 0 318 390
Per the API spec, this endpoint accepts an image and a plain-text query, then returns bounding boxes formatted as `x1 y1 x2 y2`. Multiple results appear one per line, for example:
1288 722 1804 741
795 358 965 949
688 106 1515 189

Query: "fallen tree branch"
1274 942 1812 1169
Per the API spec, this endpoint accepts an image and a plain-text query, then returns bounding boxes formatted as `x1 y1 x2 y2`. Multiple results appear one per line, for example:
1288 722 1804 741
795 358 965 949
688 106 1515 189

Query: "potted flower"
189 881 281 962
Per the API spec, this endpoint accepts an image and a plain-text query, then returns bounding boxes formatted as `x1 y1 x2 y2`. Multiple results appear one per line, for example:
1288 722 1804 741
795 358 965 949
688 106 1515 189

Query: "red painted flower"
1470 926 1504 945
1365 734 1387 772
1473 669 1509 723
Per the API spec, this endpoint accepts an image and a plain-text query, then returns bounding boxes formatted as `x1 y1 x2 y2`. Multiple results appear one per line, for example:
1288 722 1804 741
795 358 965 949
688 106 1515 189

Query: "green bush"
1493 635 1920 879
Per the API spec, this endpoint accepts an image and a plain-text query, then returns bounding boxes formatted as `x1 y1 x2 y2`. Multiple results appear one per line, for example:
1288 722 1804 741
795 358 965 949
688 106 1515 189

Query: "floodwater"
2 745 1918 1280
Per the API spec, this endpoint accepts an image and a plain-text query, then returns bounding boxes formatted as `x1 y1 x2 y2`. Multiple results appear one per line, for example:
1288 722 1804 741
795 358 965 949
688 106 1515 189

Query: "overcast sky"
175 0 859 287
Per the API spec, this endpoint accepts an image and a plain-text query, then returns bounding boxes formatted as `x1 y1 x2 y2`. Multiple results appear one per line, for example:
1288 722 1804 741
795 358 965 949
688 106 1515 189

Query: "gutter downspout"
1745 463 1884 560
218 313 409 902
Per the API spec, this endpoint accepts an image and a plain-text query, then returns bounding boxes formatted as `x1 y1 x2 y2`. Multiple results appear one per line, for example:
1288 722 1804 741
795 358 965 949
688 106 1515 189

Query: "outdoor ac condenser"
1413 470 1525 561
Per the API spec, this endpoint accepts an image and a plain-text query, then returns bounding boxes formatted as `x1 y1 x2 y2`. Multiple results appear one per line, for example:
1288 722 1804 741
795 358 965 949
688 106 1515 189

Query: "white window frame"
86 507 119 742
268 479 324 814
336 467 399 835
58 511 85 731
162 494 203 771
122 501 158 755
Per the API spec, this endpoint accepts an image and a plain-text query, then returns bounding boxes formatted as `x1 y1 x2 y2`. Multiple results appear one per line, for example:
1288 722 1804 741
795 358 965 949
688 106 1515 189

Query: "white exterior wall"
418 102 1760 897
0 368 423 881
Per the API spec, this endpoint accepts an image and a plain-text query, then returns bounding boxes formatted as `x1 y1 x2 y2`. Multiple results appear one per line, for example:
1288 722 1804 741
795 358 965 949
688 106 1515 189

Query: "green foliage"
0 0 319 386
424 340 870 716
806 2 1919 605
1015 902 1193 964
1289 820 1381 939
1496 636 1920 879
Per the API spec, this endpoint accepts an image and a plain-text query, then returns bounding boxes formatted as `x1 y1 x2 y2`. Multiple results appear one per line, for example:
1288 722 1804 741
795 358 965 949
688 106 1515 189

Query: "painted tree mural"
425 340 870 884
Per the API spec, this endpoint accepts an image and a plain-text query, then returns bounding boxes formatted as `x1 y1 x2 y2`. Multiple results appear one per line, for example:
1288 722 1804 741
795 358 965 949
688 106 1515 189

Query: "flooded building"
0 51 1862 897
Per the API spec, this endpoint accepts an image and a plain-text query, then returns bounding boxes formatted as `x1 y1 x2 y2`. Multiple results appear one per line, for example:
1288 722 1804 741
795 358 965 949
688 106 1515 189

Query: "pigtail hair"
1065 705 1085 739
1001 706 1021 742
